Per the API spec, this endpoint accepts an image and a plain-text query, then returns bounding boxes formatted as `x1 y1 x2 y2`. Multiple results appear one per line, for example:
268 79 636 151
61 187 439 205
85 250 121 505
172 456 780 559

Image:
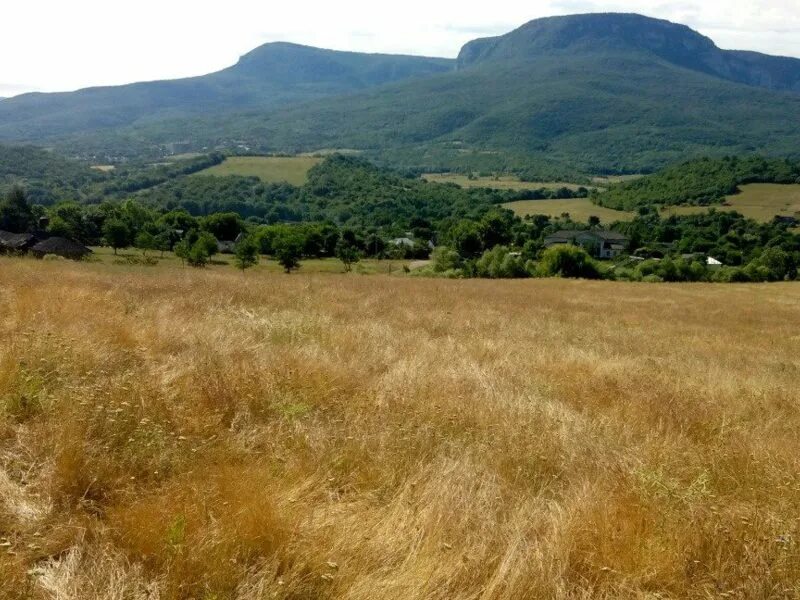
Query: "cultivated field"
1 259 800 598
197 156 322 186
728 183 800 219
502 198 635 223
422 173 587 192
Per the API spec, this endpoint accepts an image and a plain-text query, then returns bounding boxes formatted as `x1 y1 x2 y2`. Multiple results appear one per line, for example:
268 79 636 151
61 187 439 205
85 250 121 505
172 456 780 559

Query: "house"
682 253 724 268
543 230 629 259
217 240 237 254
0 231 37 254
389 237 415 248
29 237 92 260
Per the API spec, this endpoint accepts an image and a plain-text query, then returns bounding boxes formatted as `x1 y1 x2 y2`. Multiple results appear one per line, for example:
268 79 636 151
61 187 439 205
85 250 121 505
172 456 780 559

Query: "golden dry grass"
422 174 586 192
502 198 635 223
1 258 800 599
506 184 800 225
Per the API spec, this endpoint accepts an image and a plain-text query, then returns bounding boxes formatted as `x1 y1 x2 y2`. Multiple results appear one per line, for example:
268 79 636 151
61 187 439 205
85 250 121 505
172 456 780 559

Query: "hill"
136 154 520 224
0 144 105 204
0 44 453 141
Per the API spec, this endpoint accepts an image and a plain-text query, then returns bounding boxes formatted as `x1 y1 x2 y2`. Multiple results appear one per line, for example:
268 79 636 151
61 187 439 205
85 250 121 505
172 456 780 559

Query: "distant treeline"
100 153 225 195
135 155 587 226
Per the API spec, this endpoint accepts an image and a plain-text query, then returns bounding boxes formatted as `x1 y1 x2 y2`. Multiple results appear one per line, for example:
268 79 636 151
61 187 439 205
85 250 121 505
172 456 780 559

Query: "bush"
113 255 158 266
641 274 664 283
535 246 601 279
431 246 463 273
187 241 210 268
475 246 529 278
711 266 750 282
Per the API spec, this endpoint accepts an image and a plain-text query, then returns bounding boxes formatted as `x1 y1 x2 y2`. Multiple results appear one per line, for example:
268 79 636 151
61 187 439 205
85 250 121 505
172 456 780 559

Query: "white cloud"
2 0 799 96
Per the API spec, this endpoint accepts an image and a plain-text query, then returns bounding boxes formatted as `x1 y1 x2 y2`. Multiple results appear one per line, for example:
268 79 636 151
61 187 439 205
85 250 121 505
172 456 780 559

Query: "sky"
2 0 800 97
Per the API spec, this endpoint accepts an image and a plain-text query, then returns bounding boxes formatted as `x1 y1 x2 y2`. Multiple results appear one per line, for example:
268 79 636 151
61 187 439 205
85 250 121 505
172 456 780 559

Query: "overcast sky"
2 0 799 97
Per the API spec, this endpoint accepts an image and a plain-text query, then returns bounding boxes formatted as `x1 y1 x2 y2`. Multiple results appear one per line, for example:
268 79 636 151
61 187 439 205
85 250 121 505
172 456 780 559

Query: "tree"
187 240 209 268
0 187 34 233
174 240 190 266
234 235 259 273
335 238 360 272
448 220 484 259
194 231 219 258
135 231 156 256
272 229 304 273
479 209 515 248
588 215 601 228
154 230 172 258
202 212 243 241
102 219 131 255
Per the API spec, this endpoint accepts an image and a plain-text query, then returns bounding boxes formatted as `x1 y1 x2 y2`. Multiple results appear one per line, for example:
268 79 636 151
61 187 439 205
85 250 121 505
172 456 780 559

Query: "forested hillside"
0 44 452 142
597 157 800 210
0 144 105 204
135 155 570 225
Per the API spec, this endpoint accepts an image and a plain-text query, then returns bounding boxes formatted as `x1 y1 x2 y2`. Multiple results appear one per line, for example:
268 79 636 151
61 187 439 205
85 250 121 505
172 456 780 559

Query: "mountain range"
3 13 800 175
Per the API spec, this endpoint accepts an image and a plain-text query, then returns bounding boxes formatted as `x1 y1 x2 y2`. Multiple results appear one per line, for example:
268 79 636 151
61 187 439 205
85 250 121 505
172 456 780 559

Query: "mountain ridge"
0 44 453 140
3 13 800 174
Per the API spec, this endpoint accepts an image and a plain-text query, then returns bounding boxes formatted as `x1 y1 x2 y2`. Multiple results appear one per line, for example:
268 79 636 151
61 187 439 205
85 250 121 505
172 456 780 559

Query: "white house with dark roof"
543 230 629 259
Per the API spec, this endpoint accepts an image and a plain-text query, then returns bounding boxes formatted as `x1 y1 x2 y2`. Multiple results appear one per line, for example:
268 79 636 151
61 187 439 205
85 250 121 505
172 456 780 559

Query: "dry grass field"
505 184 800 225
502 198 635 223
422 174 587 192
197 157 322 186
2 258 800 599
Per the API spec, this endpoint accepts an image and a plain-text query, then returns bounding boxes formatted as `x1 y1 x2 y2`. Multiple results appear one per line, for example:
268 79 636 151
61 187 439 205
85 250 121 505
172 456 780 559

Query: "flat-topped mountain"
458 13 800 91
0 44 453 139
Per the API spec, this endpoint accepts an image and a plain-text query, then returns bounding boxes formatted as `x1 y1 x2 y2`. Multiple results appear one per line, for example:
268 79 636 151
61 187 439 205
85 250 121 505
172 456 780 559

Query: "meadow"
502 198 635 223
196 156 322 186
1 258 799 598
87 247 412 275
504 183 800 224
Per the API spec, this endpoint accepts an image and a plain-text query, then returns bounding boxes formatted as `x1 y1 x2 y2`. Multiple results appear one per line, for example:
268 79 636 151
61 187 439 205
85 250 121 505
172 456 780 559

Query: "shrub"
431 246 462 273
641 274 664 283
536 246 601 279
187 242 210 268
475 246 529 278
